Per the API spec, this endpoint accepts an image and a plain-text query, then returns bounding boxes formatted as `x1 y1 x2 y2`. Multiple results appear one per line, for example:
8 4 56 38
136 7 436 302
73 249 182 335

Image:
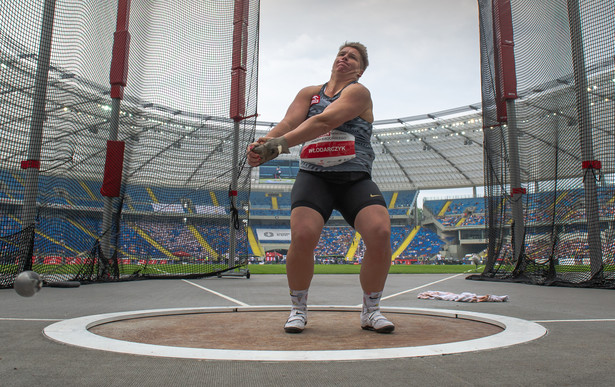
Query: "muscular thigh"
334 177 387 228
291 170 335 223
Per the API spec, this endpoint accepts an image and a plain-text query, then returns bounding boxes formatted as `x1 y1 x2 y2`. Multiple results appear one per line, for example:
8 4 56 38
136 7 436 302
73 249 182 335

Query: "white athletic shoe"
361 309 395 333
284 308 308 333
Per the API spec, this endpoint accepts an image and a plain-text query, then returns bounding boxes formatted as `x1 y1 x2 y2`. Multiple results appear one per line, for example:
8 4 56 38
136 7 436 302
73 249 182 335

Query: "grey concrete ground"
1 273 613 386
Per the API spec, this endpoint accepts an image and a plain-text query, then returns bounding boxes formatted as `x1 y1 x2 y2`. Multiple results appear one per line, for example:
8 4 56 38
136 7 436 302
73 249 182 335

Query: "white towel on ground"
417 291 509 303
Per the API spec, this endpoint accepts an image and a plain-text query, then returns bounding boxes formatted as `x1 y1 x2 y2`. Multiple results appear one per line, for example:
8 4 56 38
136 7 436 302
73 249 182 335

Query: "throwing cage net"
1 0 259 288
470 0 615 287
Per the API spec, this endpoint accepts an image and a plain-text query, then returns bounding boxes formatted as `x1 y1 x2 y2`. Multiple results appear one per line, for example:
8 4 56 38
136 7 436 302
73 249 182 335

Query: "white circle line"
43 306 547 361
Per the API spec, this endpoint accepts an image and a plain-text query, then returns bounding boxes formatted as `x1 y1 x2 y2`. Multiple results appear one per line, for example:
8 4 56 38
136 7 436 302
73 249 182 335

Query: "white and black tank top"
299 82 376 174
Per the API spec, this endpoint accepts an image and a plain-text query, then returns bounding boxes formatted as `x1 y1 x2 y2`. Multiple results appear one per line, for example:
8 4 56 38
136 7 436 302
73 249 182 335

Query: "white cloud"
257 0 482 122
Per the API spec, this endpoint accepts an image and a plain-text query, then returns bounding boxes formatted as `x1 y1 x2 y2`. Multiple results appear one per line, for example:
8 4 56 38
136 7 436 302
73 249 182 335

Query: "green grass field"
1 263 480 276
244 263 613 275
246 264 484 275
6 262 609 277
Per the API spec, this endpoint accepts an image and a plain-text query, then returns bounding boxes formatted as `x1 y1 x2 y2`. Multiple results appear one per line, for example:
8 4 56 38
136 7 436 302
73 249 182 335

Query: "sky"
257 0 484 202
1 0 484 203
257 0 482 123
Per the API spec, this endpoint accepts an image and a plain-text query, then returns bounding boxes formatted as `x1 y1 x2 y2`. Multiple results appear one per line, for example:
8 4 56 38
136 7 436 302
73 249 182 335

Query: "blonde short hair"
340 41 369 71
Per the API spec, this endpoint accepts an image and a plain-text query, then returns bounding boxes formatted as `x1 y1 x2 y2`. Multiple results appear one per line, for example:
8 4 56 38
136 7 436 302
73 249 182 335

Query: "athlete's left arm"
282 83 372 147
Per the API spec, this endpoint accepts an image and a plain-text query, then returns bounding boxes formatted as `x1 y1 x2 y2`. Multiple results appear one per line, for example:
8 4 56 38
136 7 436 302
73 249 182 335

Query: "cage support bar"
20 0 57 271
566 0 603 278
228 0 249 268
102 0 131 261
492 0 524 267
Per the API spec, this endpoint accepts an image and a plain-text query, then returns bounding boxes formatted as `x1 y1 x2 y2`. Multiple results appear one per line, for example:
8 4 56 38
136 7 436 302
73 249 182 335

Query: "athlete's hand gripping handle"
250 137 290 165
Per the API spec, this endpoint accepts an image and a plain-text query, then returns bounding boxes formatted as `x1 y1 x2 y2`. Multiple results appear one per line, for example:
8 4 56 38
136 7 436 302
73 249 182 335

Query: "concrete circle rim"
43 305 546 361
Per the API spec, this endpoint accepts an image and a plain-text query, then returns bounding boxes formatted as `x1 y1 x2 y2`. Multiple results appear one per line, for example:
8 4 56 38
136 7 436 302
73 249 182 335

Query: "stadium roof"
1 39 486 194
3 38 612 196
254 105 485 191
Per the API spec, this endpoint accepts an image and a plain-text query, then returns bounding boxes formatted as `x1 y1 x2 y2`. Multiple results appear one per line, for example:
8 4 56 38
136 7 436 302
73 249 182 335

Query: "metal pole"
567 0 602 278
228 0 249 269
20 0 57 271
101 98 122 259
492 0 524 269
506 100 525 270
101 0 131 261
413 197 419 226
228 121 240 267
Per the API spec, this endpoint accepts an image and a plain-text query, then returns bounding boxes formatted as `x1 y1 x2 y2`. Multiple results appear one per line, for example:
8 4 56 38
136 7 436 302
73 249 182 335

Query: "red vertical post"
228 0 250 271
100 140 125 197
230 0 249 121
110 0 131 100
492 0 525 270
492 0 517 122
102 0 131 198
101 0 132 262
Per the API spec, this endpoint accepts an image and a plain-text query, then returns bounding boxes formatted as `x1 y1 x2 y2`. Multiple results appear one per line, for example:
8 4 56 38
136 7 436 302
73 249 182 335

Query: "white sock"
289 289 308 311
363 291 383 314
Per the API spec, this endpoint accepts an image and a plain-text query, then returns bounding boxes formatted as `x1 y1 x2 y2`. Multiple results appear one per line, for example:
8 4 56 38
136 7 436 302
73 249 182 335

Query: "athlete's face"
333 46 364 78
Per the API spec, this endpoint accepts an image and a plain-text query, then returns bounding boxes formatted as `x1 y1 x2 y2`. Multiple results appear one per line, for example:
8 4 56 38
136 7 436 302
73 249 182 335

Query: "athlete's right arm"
267 86 319 138
247 86 319 167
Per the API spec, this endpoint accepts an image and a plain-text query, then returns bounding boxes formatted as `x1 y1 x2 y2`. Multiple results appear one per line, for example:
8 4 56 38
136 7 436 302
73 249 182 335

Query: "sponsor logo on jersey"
311 95 320 105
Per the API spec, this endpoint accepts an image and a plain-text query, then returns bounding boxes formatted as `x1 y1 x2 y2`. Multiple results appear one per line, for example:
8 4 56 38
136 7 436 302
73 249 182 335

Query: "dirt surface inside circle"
90 310 503 351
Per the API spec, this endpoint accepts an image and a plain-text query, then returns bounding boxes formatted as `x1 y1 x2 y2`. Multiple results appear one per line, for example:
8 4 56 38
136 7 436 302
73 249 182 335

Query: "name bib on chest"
300 130 356 167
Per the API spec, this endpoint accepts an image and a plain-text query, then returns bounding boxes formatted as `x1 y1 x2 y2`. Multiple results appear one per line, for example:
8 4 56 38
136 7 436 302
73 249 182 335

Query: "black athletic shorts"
291 169 387 228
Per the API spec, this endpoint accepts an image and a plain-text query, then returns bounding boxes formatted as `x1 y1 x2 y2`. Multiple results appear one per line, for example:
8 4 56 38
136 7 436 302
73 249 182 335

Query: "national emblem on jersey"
311 95 320 105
